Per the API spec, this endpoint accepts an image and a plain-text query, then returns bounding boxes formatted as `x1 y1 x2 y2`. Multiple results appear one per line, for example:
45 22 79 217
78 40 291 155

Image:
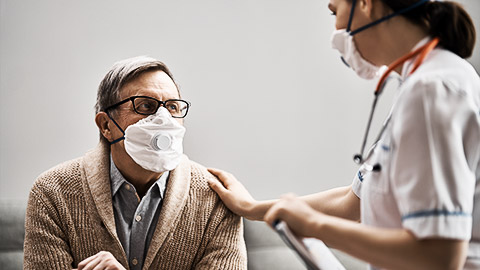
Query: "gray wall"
1 0 479 201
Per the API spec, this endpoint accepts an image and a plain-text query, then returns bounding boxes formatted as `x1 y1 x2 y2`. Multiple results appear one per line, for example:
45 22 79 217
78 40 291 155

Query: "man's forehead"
121 70 179 98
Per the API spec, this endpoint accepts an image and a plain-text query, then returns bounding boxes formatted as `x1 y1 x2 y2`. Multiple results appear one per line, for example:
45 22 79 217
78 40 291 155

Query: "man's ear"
95 112 113 142
359 0 374 18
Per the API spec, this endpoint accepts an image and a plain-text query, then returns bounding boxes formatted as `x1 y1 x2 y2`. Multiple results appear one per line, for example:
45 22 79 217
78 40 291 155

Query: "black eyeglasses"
105 96 191 118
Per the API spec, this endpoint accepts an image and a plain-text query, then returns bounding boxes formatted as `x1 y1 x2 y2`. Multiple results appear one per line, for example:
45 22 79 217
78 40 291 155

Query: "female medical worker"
207 0 480 269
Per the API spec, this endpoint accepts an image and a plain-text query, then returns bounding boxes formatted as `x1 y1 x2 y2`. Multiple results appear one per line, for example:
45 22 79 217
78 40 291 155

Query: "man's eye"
135 101 156 113
139 103 153 110
167 104 179 112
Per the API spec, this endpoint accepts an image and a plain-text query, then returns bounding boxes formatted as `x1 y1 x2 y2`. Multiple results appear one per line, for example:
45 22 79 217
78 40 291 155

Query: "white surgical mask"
331 29 386 80
330 0 429 80
121 107 186 173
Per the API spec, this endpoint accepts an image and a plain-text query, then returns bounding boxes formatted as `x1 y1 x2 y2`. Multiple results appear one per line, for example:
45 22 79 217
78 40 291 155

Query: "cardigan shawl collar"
81 141 191 269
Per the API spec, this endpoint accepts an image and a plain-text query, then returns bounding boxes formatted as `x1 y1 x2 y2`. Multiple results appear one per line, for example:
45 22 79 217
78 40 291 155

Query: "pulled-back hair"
382 0 476 58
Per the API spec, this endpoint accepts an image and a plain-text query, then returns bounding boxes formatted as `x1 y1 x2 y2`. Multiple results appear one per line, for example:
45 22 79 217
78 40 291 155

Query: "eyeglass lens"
133 97 188 117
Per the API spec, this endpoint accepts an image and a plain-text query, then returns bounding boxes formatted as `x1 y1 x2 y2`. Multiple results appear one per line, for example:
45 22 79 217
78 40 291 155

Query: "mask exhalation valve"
152 133 172 151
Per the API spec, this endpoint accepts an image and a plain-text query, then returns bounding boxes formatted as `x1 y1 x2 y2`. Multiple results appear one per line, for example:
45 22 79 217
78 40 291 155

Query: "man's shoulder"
183 157 217 192
179 158 240 220
32 156 85 196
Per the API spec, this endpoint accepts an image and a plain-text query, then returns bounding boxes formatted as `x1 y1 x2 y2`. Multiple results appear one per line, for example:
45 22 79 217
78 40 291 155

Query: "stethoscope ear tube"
354 94 380 165
375 78 389 96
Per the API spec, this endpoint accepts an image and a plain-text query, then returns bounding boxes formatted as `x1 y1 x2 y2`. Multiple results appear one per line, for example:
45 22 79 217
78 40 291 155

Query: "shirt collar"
155 171 169 199
109 155 169 199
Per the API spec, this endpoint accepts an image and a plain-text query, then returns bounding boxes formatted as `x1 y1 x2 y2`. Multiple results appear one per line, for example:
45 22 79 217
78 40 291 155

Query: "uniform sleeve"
389 77 477 240
352 171 363 198
23 181 74 269
194 204 248 270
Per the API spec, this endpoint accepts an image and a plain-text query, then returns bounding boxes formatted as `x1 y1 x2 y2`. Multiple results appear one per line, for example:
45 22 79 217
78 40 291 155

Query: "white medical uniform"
352 38 480 270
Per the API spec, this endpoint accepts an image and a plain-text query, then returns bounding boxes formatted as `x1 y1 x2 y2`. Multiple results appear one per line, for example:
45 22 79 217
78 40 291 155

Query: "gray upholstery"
244 219 306 269
0 199 26 270
0 200 367 269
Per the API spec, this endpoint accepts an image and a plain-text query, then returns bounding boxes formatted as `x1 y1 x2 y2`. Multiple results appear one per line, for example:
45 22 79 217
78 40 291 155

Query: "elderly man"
23 56 247 270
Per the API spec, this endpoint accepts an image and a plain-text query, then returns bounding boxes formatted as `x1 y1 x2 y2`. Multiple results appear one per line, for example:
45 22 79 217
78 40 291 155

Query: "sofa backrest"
0 199 26 270
243 219 306 269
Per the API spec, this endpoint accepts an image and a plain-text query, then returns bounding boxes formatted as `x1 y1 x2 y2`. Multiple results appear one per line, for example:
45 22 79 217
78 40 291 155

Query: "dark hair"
382 0 476 58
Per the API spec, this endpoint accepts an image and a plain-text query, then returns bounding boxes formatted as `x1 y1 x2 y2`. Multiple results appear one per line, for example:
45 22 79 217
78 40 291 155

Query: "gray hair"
95 56 179 115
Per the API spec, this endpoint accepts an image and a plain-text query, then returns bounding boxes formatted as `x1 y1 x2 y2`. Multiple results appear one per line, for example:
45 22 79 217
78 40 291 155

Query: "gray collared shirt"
110 156 168 270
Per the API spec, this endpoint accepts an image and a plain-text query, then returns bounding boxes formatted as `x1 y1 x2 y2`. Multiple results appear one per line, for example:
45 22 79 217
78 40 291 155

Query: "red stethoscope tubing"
375 37 440 94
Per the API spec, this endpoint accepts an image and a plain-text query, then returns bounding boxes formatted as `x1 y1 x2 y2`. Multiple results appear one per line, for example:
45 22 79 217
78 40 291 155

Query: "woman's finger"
207 167 235 187
207 176 228 195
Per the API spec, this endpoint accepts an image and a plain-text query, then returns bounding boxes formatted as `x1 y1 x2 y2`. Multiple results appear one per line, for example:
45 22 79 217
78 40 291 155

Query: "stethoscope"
353 37 440 173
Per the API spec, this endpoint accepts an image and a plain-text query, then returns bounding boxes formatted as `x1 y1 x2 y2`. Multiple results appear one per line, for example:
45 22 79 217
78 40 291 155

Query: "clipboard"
273 220 345 270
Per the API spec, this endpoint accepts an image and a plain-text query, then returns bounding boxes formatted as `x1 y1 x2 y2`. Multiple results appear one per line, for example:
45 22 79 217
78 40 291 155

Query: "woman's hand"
264 193 324 238
74 251 126 270
207 168 261 220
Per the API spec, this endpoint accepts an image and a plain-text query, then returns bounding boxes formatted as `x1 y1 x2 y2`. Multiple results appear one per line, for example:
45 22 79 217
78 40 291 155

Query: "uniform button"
132 258 138 265
125 184 131 191
135 215 142 222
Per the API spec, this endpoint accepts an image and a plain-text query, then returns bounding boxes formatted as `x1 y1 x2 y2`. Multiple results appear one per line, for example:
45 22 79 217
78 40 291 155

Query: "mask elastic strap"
349 0 430 36
106 112 126 145
346 0 357 32
341 0 357 69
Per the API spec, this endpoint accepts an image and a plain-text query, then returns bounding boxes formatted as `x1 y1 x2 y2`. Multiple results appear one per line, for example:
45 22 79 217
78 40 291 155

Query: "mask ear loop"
346 0 357 33
350 0 430 36
353 92 379 165
340 0 357 68
106 112 126 145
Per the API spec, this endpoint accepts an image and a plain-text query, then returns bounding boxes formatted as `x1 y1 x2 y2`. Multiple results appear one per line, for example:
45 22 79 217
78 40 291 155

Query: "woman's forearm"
315 214 468 270
207 168 360 222
248 185 359 221
247 199 277 221
249 185 360 221
301 185 360 221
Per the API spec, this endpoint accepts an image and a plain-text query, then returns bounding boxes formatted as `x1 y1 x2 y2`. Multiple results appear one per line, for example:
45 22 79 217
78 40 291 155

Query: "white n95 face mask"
331 29 386 80
123 107 186 173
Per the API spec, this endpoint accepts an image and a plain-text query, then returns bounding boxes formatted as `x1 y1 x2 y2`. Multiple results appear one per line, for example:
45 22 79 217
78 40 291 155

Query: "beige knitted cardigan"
23 141 247 269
